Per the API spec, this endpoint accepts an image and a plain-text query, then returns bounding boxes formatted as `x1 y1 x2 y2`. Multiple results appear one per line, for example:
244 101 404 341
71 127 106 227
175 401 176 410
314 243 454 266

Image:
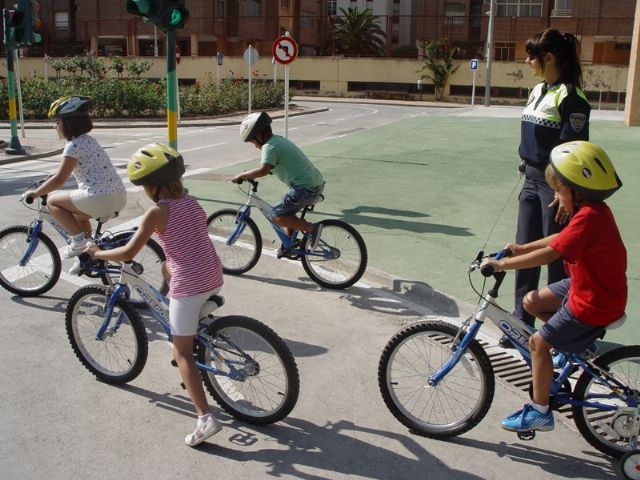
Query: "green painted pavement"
185 115 640 347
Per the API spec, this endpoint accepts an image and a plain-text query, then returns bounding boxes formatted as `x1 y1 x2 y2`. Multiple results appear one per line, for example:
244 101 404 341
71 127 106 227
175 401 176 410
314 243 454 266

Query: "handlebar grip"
25 195 34 205
480 248 513 277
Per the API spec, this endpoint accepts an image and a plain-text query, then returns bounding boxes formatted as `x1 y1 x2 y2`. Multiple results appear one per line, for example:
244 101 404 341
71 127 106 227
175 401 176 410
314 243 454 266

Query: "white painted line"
180 142 227 153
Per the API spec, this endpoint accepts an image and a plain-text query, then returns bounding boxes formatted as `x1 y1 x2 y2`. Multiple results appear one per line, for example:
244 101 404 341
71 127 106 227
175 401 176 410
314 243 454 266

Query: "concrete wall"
16 55 629 101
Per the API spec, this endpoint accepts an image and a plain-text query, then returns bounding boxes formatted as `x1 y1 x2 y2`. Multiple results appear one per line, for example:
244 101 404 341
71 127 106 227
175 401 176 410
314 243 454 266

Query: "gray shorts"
539 278 605 353
271 183 324 218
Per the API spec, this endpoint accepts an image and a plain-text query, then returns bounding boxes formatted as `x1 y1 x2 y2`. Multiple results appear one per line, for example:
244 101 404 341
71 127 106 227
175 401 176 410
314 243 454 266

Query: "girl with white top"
26 96 127 262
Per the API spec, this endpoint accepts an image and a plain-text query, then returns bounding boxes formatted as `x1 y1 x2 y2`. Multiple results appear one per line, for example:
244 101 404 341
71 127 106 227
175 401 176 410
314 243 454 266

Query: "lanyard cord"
481 174 523 253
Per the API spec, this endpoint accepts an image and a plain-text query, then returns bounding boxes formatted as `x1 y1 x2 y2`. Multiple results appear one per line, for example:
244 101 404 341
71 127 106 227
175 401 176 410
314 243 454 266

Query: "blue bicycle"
65 259 300 424
0 179 166 306
378 249 640 477
207 179 367 289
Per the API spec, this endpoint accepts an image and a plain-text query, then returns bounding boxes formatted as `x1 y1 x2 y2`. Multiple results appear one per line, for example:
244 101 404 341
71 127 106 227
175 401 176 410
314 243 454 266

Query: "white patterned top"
63 135 126 196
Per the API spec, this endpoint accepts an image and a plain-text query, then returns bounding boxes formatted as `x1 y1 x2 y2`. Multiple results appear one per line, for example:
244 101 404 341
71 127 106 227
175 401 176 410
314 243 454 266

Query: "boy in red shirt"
482 140 626 432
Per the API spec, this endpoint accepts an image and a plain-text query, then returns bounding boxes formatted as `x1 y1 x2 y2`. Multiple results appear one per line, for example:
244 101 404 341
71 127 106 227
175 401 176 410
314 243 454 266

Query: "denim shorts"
539 278 605 353
271 183 324 218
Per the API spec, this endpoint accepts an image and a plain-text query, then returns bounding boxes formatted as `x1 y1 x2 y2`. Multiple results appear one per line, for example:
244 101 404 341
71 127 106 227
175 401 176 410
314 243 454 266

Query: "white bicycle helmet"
240 111 272 142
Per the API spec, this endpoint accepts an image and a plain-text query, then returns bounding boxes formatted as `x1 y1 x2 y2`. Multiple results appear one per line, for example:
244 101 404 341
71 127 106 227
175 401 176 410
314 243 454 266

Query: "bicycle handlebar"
236 178 259 192
479 248 512 277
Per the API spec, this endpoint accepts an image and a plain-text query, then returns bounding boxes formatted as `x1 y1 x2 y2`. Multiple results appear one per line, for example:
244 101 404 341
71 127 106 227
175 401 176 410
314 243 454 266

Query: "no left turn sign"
272 36 298 65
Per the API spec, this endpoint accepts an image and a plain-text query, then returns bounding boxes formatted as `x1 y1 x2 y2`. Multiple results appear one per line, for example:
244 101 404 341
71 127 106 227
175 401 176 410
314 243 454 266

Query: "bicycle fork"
95 285 129 340
227 207 251 246
429 319 484 386
19 221 44 266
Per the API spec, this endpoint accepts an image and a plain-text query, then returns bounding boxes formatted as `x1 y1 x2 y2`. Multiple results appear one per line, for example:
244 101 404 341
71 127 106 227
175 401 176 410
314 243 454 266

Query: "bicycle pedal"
517 430 536 441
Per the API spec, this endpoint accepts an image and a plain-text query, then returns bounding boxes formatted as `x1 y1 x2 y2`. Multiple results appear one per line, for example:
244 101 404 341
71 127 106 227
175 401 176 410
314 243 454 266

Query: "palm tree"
332 7 386 56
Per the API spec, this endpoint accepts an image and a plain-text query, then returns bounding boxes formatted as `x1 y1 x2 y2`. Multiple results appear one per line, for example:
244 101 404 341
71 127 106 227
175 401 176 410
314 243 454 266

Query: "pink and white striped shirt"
156 195 223 297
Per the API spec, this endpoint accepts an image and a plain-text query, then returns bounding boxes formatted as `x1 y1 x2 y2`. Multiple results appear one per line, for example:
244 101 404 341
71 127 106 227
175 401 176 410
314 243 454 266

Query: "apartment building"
0 0 635 65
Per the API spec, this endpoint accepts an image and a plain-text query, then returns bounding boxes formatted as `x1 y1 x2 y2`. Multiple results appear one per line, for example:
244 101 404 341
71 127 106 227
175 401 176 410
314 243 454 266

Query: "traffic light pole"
166 29 178 150
3 9 25 155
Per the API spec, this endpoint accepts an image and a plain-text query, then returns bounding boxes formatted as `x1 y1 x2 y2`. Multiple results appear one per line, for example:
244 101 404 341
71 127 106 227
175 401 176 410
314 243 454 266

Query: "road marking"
180 142 227 153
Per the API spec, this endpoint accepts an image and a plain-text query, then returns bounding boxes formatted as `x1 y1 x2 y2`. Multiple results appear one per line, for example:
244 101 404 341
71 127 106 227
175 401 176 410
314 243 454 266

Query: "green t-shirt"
261 135 324 188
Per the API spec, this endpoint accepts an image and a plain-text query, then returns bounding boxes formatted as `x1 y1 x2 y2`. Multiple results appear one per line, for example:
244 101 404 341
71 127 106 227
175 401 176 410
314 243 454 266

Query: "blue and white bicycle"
65 259 300 424
378 249 640 478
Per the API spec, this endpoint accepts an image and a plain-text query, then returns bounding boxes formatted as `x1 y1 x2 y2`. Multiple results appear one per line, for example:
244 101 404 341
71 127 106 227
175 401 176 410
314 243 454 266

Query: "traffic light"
30 0 43 44
127 0 189 31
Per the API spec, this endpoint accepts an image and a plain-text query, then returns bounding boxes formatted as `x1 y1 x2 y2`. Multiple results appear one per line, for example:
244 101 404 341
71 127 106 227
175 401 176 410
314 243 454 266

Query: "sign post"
243 45 259 114
470 58 479 106
216 51 223 86
272 32 298 138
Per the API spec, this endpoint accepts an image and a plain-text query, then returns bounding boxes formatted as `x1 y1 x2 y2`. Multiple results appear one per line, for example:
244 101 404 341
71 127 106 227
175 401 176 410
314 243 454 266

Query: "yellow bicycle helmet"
550 141 622 201
48 96 93 118
127 143 185 187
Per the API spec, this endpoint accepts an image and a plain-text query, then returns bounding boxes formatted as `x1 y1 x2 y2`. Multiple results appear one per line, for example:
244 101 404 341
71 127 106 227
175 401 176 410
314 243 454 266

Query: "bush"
1 56 285 120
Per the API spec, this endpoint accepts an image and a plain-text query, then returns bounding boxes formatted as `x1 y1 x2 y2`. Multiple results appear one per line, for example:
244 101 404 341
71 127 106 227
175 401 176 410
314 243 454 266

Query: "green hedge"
0 75 286 120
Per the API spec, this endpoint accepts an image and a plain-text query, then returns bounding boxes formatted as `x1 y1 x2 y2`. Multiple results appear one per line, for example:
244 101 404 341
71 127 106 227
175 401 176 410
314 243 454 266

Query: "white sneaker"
62 237 90 259
69 258 83 275
184 415 222 447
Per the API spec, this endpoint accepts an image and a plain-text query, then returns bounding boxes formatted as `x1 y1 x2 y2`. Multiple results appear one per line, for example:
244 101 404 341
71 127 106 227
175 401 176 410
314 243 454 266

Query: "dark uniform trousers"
515 165 568 327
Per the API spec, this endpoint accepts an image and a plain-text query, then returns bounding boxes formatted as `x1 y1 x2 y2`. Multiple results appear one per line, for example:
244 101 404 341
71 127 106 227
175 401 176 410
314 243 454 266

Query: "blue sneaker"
308 223 323 250
501 404 554 432
552 351 568 369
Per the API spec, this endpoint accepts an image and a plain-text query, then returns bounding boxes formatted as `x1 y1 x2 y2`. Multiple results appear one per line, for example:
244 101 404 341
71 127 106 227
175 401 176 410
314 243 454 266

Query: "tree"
418 40 460 101
333 7 386 56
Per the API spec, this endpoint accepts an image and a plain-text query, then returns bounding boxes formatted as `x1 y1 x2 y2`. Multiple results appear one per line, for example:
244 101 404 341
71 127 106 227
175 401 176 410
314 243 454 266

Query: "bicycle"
65 259 300 424
206 179 367 290
378 249 640 478
0 179 167 306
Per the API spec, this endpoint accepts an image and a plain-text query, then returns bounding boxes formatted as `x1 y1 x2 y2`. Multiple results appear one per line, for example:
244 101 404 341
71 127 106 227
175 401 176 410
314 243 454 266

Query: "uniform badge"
570 113 587 132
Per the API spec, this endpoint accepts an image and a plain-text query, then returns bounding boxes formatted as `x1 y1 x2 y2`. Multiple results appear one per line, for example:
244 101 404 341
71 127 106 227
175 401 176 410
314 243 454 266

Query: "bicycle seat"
605 314 627 330
304 195 325 212
199 294 225 318
95 211 120 225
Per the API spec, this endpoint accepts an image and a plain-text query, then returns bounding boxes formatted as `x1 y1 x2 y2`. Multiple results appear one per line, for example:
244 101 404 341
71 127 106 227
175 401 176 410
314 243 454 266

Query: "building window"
54 11 69 29
217 0 225 16
328 0 336 16
301 11 314 29
244 0 261 16
445 3 466 25
552 0 572 16
494 41 515 61
281 0 289 9
496 0 542 17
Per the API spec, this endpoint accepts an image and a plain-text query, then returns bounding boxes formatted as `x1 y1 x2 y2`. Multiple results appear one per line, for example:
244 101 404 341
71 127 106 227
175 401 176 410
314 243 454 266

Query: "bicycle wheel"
196 315 299 424
99 232 167 307
301 219 367 289
378 321 495 438
65 285 148 384
207 209 262 275
0 225 61 296
573 345 640 458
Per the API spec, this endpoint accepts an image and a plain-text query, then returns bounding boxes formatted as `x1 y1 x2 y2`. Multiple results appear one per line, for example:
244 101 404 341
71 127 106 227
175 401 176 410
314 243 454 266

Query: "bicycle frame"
430 267 639 414
99 263 250 380
230 183 326 258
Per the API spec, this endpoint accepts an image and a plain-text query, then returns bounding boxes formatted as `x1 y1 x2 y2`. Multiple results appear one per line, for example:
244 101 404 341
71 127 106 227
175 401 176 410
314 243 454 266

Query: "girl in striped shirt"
86 143 224 447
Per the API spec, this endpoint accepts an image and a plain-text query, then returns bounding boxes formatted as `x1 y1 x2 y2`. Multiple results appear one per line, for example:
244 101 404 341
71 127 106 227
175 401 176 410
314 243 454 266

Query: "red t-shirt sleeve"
550 209 590 261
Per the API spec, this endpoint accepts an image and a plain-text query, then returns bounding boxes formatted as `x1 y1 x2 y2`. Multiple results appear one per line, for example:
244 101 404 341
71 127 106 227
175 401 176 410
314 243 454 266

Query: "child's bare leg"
523 286 563 322
47 192 89 237
273 214 314 234
529 332 554 406
173 335 210 416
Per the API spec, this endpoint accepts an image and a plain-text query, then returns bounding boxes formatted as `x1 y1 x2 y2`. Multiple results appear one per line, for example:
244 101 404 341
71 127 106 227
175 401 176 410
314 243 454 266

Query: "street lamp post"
484 0 496 107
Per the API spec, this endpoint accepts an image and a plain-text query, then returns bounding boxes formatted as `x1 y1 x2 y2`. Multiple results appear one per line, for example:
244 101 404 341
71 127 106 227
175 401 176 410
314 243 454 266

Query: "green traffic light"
168 8 182 26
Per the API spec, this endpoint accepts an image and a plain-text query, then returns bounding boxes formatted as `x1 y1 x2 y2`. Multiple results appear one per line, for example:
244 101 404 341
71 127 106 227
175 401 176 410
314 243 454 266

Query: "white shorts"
69 190 127 220
169 287 222 337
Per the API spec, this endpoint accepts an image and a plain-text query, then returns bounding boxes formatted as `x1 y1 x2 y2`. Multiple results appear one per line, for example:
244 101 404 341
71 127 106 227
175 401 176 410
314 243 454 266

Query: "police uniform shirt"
519 81 590 170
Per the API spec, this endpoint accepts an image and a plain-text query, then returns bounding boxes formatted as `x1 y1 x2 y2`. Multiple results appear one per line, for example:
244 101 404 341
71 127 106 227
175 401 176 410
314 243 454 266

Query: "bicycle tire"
196 315 299 424
378 321 495 438
99 232 167 307
207 209 262 275
301 219 367 289
65 285 148 384
573 345 640 458
0 225 61 296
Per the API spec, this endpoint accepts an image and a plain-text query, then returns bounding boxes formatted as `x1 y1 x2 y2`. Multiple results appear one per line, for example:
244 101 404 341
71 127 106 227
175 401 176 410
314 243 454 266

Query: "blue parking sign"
470 58 479 70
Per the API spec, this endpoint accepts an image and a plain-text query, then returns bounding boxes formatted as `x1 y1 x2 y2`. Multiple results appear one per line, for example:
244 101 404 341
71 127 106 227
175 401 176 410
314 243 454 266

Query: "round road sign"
272 36 298 65
243 45 259 65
